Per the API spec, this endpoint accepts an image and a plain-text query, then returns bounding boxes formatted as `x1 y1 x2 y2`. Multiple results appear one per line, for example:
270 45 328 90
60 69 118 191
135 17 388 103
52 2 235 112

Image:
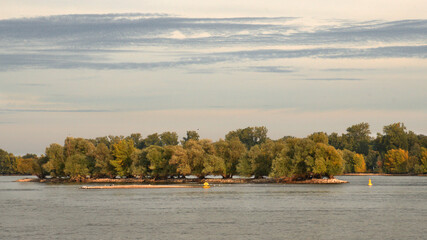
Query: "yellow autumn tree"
415 147 427 173
384 149 408 173
111 139 135 177
16 158 36 175
353 154 367 173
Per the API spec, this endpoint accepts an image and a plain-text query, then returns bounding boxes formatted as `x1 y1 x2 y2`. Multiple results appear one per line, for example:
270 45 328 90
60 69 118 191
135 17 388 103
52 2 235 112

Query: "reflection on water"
1 175 426 240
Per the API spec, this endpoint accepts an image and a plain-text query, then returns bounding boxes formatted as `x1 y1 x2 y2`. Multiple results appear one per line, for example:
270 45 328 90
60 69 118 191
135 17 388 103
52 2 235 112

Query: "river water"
1 175 426 239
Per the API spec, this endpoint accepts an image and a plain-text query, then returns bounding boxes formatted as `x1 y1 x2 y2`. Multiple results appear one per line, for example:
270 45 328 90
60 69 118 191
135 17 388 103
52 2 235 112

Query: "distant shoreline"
15 177 348 184
338 173 427 176
10 173 426 183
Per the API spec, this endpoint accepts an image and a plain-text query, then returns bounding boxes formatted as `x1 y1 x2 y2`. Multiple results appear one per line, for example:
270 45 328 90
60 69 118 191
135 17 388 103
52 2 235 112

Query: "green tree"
242 139 286 178
93 143 115 178
111 139 136 177
145 145 175 179
344 122 371 155
64 137 96 158
366 150 380 172
271 138 343 179
226 126 268 149
271 138 315 178
259 140 286 178
308 132 328 144
130 149 147 178
418 134 427 148
214 137 246 178
384 148 408 173
182 130 199 143
169 145 191 177
160 131 179 146
90 136 110 147
339 149 356 173
64 154 90 180
183 139 205 178
0 149 16 174
63 137 96 174
270 145 293 178
126 133 144 149
287 138 316 178
43 143 65 177
33 156 48 179
236 156 253 177
202 155 226 177
375 123 409 153
182 139 215 178
328 132 346 150
144 133 162 147
308 143 344 178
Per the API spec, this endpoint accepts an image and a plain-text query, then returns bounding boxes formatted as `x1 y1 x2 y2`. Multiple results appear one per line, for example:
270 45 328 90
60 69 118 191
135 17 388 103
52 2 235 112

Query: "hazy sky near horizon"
1 1 426 155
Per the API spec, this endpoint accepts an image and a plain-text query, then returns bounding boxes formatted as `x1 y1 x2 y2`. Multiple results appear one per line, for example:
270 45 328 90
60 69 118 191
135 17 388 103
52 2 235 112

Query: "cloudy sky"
1 0 426 155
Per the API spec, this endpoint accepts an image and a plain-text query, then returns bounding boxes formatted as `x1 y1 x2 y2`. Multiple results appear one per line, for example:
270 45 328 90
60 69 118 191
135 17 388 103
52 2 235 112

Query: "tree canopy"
2 123 426 179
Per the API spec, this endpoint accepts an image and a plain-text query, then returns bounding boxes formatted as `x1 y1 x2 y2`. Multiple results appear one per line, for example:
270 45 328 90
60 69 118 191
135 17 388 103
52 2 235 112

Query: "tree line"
1 123 426 180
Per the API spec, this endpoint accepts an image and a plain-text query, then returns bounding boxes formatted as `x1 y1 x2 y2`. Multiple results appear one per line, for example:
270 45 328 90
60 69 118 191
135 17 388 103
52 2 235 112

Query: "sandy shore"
16 178 39 182
81 185 199 189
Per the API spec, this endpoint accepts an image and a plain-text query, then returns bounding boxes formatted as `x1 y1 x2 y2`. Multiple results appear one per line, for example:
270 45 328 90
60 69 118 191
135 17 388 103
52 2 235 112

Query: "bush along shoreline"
3 123 427 183
15 176 348 184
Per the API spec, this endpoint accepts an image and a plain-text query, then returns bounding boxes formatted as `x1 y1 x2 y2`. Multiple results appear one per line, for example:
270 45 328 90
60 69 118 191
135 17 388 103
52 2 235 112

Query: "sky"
1 0 426 155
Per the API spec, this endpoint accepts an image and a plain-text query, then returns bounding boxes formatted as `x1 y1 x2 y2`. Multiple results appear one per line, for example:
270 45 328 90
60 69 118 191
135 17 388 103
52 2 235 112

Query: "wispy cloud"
0 14 294 48
1 14 425 47
0 14 426 72
0 45 425 71
322 68 379 72
215 45 427 60
250 66 294 73
305 78 362 81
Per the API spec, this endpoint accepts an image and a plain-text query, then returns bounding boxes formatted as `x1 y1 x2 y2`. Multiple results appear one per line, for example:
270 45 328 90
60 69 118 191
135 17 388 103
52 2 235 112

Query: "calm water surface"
1 175 426 239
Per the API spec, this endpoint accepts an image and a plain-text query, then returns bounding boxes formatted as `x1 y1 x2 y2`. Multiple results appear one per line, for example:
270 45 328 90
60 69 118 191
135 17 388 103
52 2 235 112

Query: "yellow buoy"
368 178 373 186
203 182 210 189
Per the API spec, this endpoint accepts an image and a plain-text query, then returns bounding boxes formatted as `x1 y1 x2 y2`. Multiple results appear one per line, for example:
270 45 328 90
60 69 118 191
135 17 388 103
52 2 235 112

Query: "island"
3 123 427 184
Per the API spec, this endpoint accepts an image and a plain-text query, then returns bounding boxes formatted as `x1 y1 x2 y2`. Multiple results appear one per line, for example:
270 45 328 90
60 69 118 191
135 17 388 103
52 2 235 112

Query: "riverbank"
339 173 427 176
16 177 348 184
81 185 199 189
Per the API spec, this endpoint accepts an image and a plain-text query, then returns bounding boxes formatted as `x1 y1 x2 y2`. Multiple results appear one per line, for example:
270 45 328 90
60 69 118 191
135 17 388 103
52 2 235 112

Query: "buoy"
368 178 372 186
203 182 210 189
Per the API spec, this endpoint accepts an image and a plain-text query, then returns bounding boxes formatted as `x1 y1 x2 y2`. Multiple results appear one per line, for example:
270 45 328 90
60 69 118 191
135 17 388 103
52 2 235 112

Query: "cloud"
0 14 425 71
0 14 293 48
322 68 378 72
1 14 425 49
305 78 362 81
216 45 427 60
289 20 427 45
0 45 425 71
249 66 294 73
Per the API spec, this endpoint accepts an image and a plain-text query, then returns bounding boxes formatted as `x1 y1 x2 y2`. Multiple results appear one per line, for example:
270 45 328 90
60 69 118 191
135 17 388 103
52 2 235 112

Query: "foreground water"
1 176 426 239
